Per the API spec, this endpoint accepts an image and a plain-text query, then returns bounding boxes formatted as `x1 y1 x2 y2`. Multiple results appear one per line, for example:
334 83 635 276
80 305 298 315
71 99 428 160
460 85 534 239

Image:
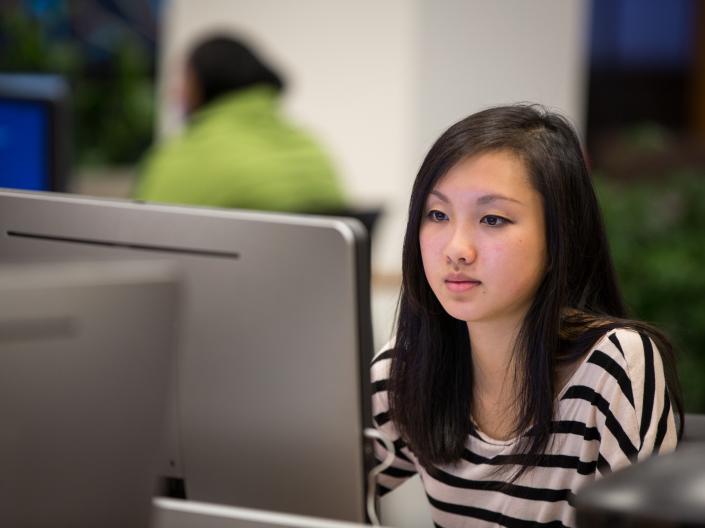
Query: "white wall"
159 0 589 277
416 0 590 152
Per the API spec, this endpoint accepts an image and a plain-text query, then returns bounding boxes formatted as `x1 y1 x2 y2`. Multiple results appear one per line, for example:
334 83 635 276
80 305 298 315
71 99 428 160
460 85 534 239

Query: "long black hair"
389 104 683 477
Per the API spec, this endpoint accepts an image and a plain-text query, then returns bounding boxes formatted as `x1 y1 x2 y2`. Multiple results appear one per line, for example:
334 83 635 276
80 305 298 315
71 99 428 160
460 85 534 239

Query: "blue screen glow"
0 100 49 191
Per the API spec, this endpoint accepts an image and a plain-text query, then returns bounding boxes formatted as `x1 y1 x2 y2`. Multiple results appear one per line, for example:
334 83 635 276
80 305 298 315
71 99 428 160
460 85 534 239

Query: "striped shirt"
371 328 677 528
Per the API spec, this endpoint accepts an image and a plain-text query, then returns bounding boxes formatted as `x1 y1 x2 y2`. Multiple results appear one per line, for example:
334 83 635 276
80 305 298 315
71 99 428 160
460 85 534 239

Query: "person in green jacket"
135 35 346 213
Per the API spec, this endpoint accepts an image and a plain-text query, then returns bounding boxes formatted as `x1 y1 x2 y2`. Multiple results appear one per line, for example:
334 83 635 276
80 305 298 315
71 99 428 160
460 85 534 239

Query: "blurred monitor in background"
134 34 346 214
0 73 71 192
0 260 178 528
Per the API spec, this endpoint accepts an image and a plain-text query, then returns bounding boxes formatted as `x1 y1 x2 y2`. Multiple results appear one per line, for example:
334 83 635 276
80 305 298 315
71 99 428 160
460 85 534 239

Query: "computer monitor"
0 260 178 528
152 498 389 528
0 73 70 192
0 189 374 523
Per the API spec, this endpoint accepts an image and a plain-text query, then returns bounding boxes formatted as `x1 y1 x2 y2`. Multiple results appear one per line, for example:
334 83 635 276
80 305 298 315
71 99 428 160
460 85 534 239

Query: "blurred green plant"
0 6 155 167
595 171 705 412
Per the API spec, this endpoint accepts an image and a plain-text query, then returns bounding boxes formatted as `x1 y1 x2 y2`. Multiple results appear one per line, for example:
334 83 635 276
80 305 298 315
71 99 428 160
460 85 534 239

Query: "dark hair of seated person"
187 35 285 113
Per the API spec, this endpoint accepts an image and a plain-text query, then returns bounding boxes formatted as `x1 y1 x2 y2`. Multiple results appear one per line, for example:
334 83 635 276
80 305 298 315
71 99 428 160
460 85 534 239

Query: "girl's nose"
445 227 477 266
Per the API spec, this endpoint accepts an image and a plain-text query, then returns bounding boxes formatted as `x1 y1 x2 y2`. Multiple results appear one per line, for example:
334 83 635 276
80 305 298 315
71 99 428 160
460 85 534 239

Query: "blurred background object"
586 0 705 412
134 34 348 214
587 0 705 162
574 412 705 526
0 0 158 168
574 442 705 527
0 72 70 191
596 172 705 412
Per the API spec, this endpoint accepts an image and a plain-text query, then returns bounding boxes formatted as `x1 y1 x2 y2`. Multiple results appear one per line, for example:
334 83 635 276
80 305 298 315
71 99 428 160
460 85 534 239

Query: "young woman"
371 105 683 528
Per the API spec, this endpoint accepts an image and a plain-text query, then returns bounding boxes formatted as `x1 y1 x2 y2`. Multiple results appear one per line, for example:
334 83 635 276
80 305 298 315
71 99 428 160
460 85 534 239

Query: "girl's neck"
467 319 520 396
467 319 522 439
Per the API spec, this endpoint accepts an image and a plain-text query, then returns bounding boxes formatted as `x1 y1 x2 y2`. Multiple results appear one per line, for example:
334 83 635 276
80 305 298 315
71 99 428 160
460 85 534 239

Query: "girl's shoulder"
560 326 678 464
589 326 661 371
559 326 664 401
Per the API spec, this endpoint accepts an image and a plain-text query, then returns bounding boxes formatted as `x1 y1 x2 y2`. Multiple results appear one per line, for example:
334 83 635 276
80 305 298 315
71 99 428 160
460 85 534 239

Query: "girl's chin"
438 303 483 323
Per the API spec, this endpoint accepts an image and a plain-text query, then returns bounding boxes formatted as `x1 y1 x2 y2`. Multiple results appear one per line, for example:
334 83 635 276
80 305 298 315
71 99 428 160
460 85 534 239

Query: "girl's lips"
445 280 480 292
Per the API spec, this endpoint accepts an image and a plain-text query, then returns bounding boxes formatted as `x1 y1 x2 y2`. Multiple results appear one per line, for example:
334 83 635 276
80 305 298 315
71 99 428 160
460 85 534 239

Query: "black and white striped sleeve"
594 328 678 476
370 344 418 495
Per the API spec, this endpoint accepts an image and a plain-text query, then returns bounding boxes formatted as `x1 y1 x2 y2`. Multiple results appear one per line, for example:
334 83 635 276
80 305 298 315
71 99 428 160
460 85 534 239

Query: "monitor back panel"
0 190 372 522
0 261 178 528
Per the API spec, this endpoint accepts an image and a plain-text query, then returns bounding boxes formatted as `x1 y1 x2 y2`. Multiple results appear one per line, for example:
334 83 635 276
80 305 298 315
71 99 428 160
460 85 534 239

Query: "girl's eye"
480 215 510 227
426 210 448 222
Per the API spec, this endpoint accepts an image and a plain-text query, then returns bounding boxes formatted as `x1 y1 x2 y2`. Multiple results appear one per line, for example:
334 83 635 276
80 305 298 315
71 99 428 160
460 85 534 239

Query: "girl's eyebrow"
428 190 450 203
429 189 524 206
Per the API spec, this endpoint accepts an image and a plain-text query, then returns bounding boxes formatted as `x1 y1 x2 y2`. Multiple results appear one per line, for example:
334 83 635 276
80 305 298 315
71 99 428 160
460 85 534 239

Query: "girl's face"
419 150 547 326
